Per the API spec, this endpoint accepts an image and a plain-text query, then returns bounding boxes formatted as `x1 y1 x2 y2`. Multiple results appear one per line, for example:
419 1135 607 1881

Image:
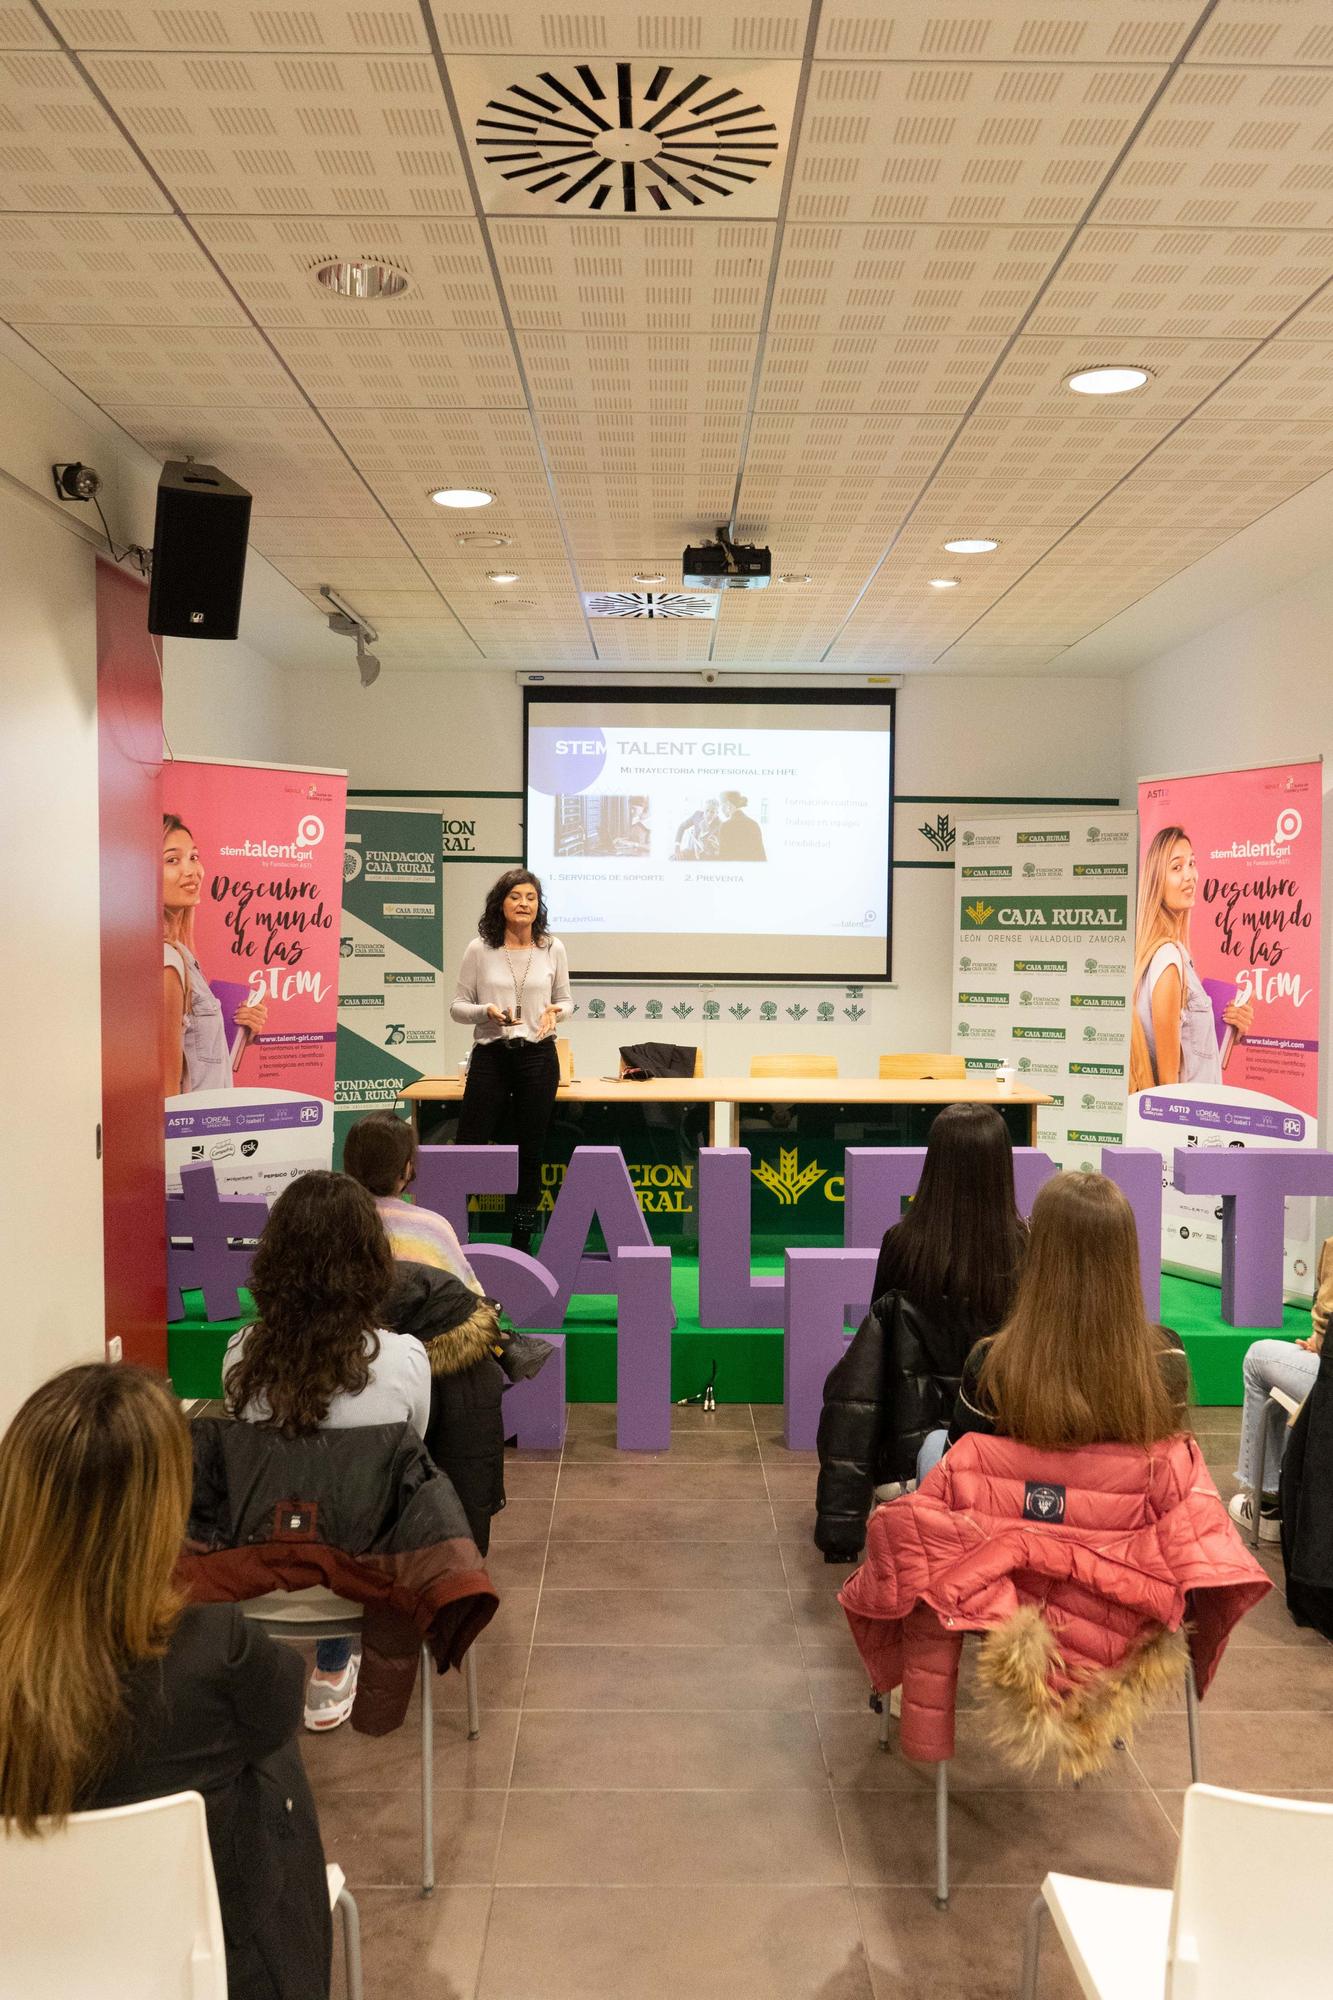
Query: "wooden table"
400 1074 1051 1146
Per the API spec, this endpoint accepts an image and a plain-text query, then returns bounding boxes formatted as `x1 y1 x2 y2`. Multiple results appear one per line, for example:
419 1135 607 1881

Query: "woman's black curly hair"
224 1172 394 1437
477 867 550 949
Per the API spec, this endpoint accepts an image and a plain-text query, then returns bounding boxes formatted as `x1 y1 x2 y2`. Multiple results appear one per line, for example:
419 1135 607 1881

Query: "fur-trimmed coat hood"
838 1431 1270 1778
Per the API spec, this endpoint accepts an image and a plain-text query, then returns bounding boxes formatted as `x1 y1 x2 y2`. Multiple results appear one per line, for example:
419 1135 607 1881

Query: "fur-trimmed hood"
421 1297 505 1377
839 1431 1270 1776
383 1261 506 1376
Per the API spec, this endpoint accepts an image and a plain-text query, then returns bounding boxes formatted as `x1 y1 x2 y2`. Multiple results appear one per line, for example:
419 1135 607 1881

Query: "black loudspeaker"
147 460 252 640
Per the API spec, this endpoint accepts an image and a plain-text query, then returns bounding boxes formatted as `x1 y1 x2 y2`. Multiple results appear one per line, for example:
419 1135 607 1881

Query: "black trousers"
456 1036 559 1219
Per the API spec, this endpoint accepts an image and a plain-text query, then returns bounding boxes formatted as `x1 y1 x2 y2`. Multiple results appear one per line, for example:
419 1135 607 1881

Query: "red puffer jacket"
838 1432 1270 1777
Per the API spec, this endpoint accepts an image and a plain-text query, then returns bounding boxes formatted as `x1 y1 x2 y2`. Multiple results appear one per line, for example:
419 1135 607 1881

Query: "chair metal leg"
934 1760 950 1910
465 1646 480 1741
420 1641 435 1898
878 1695 891 1752
1019 1893 1046 2000
1185 1660 1202 1785
335 1885 364 2000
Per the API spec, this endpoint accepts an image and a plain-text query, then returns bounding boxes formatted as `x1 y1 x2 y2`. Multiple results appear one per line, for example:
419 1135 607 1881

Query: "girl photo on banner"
1129 762 1322 1296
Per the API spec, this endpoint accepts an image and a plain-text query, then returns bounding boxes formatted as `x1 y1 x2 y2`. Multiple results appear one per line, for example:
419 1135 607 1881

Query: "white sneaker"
304 1654 360 1731
1229 1492 1281 1544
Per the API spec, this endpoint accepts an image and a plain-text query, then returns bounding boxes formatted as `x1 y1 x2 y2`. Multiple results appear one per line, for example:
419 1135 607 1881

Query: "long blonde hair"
1129 824 1191 1091
0 1365 192 1835
977 1173 1183 1451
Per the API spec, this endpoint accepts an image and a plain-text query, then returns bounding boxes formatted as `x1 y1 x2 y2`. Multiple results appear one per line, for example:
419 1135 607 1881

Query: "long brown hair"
1129 824 1191 1092
162 812 199 972
977 1172 1182 1450
342 1110 415 1197
225 1172 394 1436
887 1103 1027 1332
0 1365 191 1835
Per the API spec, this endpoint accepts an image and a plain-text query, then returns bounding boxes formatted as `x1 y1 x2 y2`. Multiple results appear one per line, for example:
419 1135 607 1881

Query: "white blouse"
450 937 572 1045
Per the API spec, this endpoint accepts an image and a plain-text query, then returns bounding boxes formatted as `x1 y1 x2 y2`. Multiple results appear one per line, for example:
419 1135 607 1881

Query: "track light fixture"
52 461 102 502
320 584 380 688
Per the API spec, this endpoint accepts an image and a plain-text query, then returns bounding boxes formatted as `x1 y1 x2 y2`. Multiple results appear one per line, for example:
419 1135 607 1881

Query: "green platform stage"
168 1258 1311 1409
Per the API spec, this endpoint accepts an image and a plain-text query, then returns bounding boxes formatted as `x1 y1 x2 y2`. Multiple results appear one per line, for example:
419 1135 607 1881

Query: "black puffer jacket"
383 1261 508 1555
814 1290 979 1560
1280 1337 1333 1640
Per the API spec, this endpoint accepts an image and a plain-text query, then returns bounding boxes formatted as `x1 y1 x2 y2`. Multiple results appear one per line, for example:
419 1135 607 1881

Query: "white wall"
162 630 293 767
0 486 106 1427
1122 555 1333 1144
295 665 1124 1075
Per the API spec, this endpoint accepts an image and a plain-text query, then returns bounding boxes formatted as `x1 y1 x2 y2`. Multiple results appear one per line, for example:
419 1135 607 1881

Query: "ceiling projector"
683 534 771 590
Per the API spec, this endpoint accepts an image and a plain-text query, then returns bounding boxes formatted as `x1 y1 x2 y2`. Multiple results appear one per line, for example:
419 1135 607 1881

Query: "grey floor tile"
496 1787 851 1886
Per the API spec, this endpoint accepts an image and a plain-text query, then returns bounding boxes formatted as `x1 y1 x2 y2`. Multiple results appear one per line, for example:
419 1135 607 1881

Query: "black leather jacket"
813 1290 980 1560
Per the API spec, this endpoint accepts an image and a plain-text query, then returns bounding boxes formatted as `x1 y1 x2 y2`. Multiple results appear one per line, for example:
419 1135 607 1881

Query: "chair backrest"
750 1052 838 1079
1167 1783 1333 1996
555 1037 573 1084
0 1790 226 1999
879 1052 967 1080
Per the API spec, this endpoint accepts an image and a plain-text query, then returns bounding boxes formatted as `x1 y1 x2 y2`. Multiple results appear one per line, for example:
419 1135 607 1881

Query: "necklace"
505 942 534 1023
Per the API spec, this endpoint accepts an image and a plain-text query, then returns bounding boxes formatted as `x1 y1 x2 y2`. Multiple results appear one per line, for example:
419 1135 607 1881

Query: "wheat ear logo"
965 899 994 925
752 1148 826 1207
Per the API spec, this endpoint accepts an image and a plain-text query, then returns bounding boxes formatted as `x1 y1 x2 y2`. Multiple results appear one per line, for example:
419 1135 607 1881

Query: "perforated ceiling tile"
491 215 774 331
0 49 168 211
980 332 1257 420
450 52 801 219
0 213 247 324
1196 341 1333 421
192 216 504 329
1189 1 1333 68
1030 221 1333 341
516 327 757 411
754 330 1006 415
816 4 1197 64
1101 66 1333 231
426 4 811 59
266 324 524 405
85 50 469 216
0 6 56 48
767 219 1068 339
105 402 388 514
18 319 304 403
249 514 415 558
45 4 432 51
792 62 1163 228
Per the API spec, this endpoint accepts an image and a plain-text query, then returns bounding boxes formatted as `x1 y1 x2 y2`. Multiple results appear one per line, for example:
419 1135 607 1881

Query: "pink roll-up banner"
163 757 347 1198
1130 760 1323 1298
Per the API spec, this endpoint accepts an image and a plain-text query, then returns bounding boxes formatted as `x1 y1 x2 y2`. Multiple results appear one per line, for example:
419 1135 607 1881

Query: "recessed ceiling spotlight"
312 257 410 300
928 577 960 590
455 531 511 548
487 570 520 583
1066 364 1151 396
943 538 998 554
430 487 494 508
778 572 812 584
632 571 667 584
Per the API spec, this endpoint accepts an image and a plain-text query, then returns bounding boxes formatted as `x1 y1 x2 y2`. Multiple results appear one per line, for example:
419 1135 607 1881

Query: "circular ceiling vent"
474 60 779 214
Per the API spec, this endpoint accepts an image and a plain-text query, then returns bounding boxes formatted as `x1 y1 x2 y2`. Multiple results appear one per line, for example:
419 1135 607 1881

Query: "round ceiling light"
632 571 666 585
487 570 520 583
943 538 998 555
778 572 812 584
455 531 511 548
1066 364 1150 396
928 577 960 590
430 487 494 508
312 258 410 300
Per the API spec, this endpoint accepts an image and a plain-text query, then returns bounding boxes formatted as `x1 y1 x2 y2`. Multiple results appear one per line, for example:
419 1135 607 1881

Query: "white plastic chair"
0 1788 362 2000
241 1583 480 1899
1019 1783 1333 1998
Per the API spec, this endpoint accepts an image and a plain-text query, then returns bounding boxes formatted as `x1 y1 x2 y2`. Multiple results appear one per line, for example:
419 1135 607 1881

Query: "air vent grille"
582 590 718 618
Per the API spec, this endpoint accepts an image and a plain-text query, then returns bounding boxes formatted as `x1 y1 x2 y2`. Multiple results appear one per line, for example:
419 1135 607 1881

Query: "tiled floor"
304 1402 1331 1999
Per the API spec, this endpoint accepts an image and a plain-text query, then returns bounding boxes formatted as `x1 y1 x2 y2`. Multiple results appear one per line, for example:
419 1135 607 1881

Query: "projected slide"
524 692 893 979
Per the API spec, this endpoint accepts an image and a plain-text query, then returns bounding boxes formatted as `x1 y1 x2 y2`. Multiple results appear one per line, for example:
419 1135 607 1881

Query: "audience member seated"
814 1103 1027 1560
342 1108 482 1292
0 1364 332 2000
1227 1232 1330 1542
839 1174 1269 1779
1278 1276 1333 1640
948 1171 1190 1453
224 1171 430 1731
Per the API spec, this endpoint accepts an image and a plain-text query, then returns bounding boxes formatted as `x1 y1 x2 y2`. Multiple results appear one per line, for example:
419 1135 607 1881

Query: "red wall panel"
96 560 165 1367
